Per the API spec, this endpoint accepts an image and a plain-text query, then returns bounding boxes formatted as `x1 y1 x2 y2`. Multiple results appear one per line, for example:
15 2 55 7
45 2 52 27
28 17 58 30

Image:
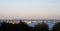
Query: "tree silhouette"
52 22 60 31
0 22 14 31
0 20 50 31
34 22 49 31
18 20 31 31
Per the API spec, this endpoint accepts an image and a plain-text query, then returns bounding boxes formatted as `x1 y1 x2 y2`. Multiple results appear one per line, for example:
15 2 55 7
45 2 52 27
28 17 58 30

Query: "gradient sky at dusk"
0 0 60 19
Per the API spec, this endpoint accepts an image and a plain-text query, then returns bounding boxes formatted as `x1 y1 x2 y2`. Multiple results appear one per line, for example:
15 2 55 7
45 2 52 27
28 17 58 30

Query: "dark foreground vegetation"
0 20 60 31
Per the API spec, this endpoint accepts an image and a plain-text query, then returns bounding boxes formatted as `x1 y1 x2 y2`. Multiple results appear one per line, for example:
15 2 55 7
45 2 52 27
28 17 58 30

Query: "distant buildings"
0 19 60 24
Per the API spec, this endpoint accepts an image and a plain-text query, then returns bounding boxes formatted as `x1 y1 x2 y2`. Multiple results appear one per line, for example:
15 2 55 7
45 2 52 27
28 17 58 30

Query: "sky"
0 0 60 19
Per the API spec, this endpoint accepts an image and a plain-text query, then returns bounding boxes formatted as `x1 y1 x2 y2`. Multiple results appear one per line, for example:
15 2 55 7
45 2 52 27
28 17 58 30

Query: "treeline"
0 20 60 31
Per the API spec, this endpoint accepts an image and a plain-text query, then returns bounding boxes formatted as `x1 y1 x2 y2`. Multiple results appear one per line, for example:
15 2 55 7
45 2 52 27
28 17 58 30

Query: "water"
27 21 55 30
